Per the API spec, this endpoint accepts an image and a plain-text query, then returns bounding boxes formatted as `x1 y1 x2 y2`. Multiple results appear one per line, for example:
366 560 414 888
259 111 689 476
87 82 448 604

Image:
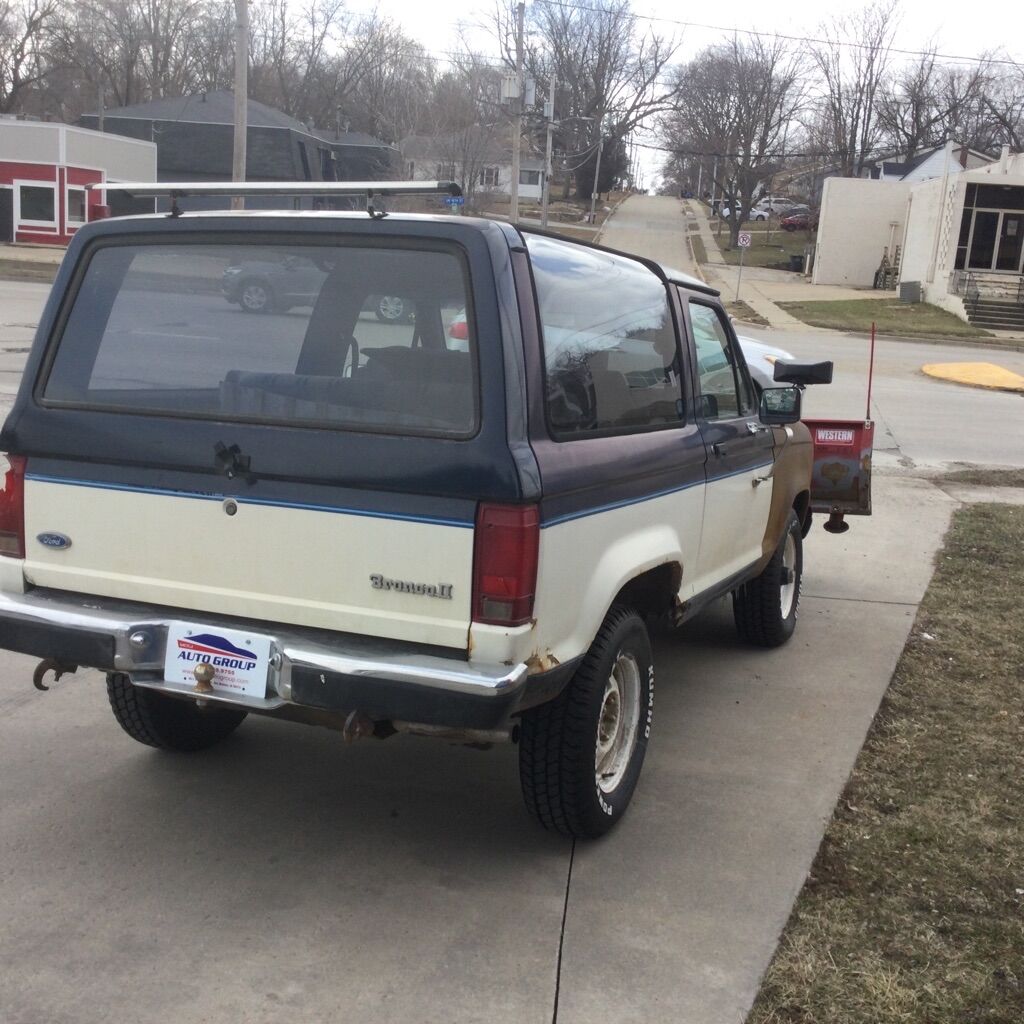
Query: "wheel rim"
595 652 641 794
242 283 268 311
378 295 404 320
780 532 798 618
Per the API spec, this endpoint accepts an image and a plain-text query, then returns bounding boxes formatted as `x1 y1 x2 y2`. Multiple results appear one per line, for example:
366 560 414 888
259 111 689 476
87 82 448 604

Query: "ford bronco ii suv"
0 181 831 838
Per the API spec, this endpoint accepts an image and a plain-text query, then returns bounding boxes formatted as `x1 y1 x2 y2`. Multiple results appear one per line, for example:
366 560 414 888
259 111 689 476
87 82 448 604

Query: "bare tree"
661 35 805 246
877 49 996 159
0 0 59 112
981 65 1024 152
493 0 681 199
808 0 899 177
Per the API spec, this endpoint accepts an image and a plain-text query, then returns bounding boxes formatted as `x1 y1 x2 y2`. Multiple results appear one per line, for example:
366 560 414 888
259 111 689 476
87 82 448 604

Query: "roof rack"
89 180 463 219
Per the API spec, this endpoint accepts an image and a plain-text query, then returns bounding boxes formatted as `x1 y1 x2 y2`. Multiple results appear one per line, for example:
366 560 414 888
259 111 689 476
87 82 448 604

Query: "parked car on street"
780 206 819 232
754 198 798 216
221 255 414 321
0 183 833 838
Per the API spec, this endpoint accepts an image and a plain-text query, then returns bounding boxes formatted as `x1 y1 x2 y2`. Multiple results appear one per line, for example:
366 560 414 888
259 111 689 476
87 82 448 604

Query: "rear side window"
43 242 476 437
525 234 683 437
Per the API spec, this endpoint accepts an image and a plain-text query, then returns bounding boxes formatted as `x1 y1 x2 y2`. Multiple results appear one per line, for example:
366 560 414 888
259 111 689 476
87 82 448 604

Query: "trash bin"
789 253 804 273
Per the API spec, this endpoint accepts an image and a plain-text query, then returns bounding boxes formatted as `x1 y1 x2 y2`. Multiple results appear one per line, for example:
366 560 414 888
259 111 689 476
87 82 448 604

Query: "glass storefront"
954 183 1024 273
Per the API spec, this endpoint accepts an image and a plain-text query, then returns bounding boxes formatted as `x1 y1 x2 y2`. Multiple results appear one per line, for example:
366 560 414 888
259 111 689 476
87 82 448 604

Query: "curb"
593 193 631 244
845 330 1024 353
684 230 710 285
0 260 58 284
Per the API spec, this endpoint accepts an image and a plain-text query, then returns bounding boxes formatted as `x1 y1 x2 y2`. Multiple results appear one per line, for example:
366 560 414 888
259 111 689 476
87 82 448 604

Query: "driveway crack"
551 838 576 1024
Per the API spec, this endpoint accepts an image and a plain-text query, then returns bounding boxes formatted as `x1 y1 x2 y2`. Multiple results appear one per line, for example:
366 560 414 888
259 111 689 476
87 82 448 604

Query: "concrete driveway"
0 476 956 1024
0 241 979 1022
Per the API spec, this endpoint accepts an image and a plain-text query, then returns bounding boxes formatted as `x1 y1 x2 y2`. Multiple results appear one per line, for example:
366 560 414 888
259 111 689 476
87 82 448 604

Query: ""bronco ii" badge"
369 574 453 599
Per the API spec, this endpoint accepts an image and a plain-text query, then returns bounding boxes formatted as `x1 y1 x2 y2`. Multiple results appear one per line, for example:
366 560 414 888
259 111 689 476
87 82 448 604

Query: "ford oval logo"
37 532 72 550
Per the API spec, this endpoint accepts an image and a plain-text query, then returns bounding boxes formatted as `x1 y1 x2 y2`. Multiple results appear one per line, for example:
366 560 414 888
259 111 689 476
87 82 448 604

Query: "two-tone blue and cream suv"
0 183 830 837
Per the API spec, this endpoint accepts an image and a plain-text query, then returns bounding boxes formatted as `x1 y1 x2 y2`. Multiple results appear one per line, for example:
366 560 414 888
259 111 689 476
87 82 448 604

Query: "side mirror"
759 386 802 424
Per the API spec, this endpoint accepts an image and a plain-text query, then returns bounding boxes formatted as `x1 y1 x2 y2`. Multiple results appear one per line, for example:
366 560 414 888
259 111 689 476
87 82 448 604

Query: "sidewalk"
0 243 64 283
683 201 877 328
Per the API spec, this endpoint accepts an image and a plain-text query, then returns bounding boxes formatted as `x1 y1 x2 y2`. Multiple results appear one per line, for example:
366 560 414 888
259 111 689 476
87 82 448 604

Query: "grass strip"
776 299 992 340
716 231 808 269
933 468 1024 489
726 299 769 327
749 503 1024 1024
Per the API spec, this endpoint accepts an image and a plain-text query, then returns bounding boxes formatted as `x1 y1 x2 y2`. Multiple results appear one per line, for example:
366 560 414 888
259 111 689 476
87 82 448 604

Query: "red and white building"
0 118 156 245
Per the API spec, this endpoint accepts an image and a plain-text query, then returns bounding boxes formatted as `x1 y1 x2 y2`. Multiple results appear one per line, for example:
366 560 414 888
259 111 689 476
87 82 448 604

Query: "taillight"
448 319 469 341
472 503 539 626
0 454 26 558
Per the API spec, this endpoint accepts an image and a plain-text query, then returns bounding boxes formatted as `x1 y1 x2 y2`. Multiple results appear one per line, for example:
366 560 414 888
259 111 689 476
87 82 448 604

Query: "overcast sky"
350 0 1018 188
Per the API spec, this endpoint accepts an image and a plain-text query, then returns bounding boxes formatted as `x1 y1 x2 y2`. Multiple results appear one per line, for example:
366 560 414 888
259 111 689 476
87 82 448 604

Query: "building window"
435 163 456 180
67 187 87 225
479 166 500 188
19 184 56 224
519 169 541 186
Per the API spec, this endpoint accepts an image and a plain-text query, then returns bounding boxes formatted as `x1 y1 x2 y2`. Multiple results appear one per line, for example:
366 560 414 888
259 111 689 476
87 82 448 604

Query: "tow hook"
33 658 78 691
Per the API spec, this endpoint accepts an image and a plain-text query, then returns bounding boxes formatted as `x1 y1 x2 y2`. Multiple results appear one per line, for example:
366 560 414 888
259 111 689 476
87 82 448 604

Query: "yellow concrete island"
922 362 1024 392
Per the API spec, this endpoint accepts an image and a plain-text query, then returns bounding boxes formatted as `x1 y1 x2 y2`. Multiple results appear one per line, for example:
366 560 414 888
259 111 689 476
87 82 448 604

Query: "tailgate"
23 474 474 649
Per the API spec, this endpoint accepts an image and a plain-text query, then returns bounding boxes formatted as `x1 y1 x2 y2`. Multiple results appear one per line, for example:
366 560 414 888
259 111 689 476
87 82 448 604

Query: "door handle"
712 442 726 458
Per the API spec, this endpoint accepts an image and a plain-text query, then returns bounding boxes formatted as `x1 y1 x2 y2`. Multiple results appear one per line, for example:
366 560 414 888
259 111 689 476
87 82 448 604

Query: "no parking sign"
738 231 752 247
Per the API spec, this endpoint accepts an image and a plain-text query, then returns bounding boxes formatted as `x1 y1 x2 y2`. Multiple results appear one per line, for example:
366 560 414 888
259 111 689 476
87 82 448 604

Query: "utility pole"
231 0 249 211
588 135 604 224
509 0 525 223
541 77 556 228
97 83 105 132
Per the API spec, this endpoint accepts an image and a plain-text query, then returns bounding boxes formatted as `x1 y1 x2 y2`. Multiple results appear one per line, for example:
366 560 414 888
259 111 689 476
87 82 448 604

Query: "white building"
899 147 1024 328
861 143 990 183
400 129 545 201
812 141 999 291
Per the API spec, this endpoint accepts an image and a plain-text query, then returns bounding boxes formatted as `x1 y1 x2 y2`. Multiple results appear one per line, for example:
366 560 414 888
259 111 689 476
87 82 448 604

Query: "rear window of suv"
42 241 477 438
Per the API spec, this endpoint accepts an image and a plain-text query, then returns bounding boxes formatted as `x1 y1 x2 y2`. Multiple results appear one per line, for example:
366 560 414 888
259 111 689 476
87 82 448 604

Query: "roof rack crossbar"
88 180 463 219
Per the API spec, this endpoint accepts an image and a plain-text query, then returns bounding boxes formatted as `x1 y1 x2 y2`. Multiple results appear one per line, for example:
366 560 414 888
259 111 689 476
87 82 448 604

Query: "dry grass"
749 503 1024 1024
776 299 992 340
932 467 1024 489
716 230 809 269
727 299 770 326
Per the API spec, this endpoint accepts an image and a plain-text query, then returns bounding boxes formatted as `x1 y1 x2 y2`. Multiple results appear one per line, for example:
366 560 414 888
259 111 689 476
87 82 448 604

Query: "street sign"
738 231 752 248
444 195 465 206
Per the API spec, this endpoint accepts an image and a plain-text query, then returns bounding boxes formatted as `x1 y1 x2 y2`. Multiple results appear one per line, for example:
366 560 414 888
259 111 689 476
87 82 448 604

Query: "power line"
533 0 1023 69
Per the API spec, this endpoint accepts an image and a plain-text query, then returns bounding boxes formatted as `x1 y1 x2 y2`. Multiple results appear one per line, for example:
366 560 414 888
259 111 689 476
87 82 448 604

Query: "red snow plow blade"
804 419 874 534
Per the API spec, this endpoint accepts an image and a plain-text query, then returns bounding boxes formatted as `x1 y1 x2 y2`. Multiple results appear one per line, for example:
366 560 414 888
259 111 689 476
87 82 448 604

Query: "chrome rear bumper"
0 588 529 728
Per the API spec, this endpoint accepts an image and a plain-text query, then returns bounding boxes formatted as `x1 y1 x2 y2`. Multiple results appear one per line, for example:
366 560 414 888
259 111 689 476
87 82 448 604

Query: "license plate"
163 622 271 699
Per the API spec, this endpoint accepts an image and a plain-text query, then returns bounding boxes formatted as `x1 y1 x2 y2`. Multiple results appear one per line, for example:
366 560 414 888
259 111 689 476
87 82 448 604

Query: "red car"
780 206 818 232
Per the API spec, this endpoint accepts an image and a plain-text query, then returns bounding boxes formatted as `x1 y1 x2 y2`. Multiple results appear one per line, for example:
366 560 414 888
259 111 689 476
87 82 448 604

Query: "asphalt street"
0 204 1017 1024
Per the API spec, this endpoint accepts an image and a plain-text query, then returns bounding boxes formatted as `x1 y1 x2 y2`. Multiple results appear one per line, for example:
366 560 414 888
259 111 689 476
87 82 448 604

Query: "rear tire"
519 606 653 838
733 510 803 648
106 672 247 752
239 278 274 313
